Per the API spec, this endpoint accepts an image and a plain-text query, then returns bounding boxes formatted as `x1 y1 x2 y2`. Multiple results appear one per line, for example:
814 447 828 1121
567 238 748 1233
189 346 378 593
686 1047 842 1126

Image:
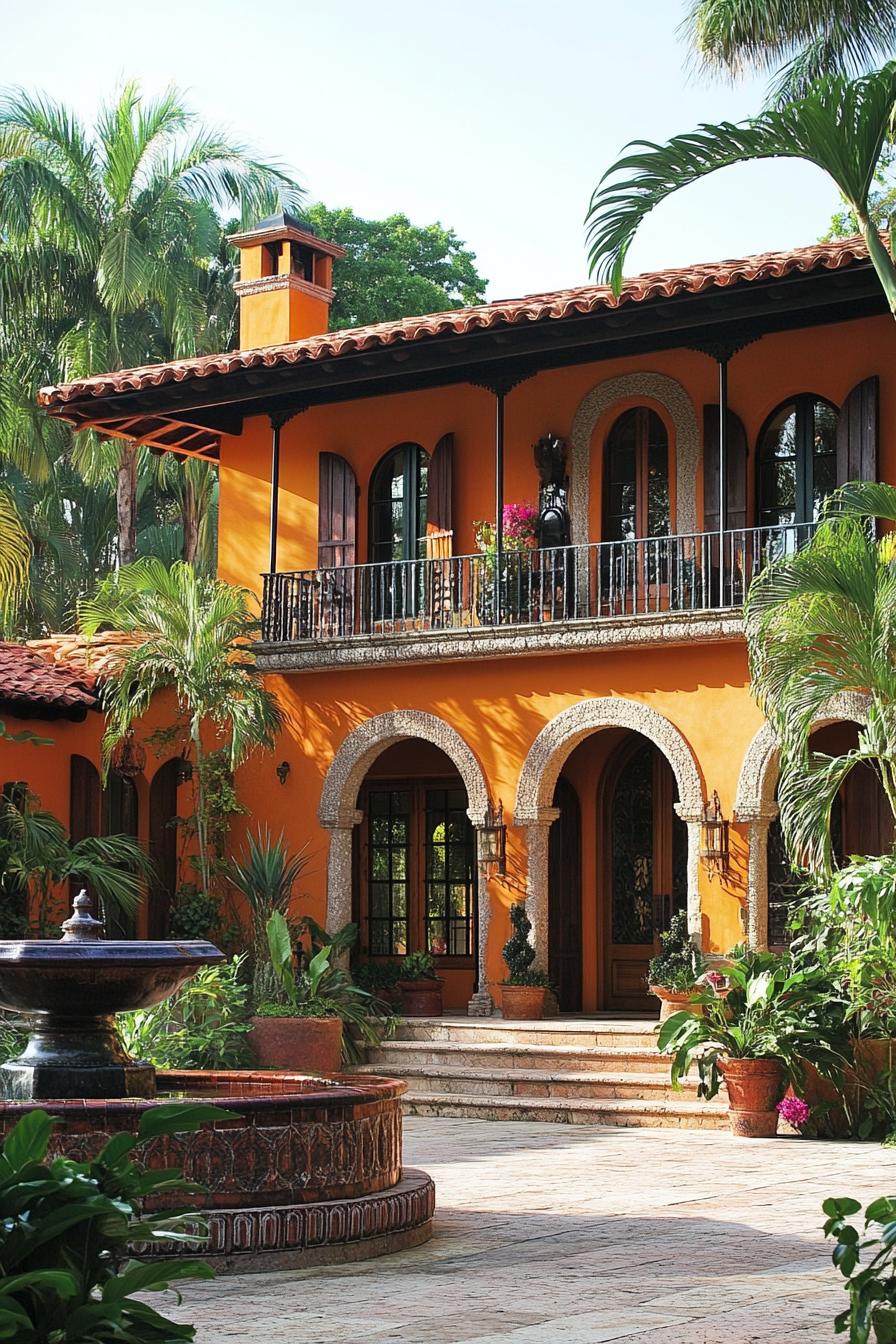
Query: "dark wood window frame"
756 393 839 529
368 442 430 565
602 406 670 543
359 776 475 966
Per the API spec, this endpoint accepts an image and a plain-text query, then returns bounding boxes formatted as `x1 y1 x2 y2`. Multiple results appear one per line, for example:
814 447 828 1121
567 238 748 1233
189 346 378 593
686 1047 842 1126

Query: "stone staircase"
355 1016 729 1128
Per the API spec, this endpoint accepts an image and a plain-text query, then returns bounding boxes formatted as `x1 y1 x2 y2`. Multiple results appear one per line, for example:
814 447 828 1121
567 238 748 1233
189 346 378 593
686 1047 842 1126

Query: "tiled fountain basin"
0 1070 435 1271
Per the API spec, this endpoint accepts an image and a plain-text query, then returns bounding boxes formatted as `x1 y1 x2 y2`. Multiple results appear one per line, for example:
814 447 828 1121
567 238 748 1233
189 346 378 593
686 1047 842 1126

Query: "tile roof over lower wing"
38 235 875 408
0 643 100 721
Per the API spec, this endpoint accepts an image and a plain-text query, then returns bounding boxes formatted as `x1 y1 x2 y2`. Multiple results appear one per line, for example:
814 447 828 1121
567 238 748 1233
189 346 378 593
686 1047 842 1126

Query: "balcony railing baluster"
260 523 812 646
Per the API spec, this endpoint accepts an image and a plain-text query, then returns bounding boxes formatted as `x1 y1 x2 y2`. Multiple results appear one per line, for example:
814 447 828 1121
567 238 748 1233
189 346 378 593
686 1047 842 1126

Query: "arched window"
757 395 838 529
603 407 669 542
369 443 429 564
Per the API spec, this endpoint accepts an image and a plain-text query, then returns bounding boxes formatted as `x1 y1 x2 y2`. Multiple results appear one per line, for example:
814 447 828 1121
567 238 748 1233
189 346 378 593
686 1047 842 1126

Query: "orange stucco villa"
12 217 894 1015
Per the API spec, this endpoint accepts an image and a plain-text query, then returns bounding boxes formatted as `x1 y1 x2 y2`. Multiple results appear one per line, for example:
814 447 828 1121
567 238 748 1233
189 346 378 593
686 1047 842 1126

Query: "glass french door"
602 738 687 1011
362 781 475 960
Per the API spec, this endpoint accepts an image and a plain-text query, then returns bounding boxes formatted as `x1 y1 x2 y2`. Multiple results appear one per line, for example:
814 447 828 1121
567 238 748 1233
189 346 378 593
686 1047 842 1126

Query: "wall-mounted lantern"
700 790 729 879
276 760 291 785
478 800 506 875
110 730 146 780
175 754 193 785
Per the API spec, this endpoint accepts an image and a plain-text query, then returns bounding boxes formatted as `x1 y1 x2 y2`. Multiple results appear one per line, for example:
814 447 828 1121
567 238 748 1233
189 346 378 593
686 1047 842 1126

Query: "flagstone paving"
171 1117 896 1342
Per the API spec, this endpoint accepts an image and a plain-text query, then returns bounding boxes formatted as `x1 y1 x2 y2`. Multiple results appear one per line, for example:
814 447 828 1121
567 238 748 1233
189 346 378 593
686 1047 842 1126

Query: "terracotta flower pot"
249 1014 343 1073
500 984 546 1020
649 986 702 1023
718 1057 784 1138
399 979 444 1017
845 1038 896 1135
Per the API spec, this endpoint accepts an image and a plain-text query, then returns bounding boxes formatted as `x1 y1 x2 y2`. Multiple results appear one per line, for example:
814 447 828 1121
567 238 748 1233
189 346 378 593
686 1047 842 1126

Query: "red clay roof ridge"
37 234 878 409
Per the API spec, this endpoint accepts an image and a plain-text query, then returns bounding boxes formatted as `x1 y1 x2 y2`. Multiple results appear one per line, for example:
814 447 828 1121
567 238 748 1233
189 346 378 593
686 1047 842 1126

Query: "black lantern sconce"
175 754 193 786
700 790 730 879
110 730 146 780
276 760 291 785
478 800 506 875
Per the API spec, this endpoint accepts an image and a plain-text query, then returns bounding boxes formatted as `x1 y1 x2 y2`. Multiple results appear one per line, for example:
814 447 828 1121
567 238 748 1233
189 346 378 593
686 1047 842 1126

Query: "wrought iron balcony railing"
260 524 814 645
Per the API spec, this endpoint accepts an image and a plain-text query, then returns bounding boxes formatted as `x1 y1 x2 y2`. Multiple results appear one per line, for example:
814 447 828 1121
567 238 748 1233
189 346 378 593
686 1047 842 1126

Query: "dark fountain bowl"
0 892 223 1101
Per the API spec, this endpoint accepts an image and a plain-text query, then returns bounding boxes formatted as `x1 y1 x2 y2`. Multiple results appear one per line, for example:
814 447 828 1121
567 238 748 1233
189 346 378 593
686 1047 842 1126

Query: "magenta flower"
776 1095 810 1128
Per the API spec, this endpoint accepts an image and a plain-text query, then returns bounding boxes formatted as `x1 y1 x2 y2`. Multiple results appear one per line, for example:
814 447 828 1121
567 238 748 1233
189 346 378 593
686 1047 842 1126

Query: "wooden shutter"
837 376 879 484
69 755 101 904
427 433 454 536
703 406 748 532
318 452 358 569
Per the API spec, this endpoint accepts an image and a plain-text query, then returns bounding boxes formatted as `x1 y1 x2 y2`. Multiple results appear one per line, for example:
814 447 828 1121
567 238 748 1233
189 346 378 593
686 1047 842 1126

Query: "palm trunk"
857 214 896 318
117 440 138 567
191 721 211 900
182 475 199 566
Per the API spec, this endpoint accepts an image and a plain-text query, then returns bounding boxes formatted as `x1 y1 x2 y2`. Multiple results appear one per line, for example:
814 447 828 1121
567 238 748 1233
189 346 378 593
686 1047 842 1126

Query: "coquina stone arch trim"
318 710 493 1014
569 372 699 543
514 698 705 966
733 692 872 949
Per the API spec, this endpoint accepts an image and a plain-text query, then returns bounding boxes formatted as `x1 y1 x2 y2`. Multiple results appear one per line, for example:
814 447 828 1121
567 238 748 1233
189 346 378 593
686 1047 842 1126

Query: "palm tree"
79 560 283 899
745 481 896 874
0 488 30 618
585 64 896 316
0 82 302 566
683 0 896 98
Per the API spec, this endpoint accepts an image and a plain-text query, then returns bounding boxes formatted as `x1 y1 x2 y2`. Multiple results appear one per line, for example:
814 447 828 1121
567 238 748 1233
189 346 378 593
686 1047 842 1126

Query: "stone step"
368 1039 671 1074
400 1090 730 1129
354 1062 704 1102
393 1018 659 1050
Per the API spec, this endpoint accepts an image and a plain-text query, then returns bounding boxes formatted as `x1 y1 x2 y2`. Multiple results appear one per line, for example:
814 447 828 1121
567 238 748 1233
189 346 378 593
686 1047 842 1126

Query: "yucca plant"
746 481 896 874
585 63 896 317
226 828 311 1004
80 559 282 904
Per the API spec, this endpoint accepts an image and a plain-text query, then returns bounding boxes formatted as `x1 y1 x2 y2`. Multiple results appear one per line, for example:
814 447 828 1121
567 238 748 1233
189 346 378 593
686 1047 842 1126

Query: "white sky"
3 0 844 301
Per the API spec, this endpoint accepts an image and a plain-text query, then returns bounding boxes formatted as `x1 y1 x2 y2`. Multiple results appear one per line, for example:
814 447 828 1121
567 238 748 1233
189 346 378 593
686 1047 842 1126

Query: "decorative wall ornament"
568 372 700 543
534 432 570 551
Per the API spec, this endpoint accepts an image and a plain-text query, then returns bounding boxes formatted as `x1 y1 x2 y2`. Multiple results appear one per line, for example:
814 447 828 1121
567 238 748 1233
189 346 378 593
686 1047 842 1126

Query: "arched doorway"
766 721 893 948
353 740 477 1006
549 775 582 1012
148 759 181 938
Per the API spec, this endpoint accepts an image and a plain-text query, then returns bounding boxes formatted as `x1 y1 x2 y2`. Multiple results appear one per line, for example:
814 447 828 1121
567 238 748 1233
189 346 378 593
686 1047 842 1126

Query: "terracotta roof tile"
38 235 876 409
0 644 99 721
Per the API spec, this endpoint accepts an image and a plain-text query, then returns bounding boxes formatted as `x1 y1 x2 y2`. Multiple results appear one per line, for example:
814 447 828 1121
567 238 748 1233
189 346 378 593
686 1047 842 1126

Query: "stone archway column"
322 810 362 964
520 809 560 977
674 806 704 948
734 804 778 951
467 849 494 1016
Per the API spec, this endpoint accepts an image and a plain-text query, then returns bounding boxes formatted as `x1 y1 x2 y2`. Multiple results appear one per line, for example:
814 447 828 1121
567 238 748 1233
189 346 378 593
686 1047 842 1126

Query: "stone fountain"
0 893 434 1270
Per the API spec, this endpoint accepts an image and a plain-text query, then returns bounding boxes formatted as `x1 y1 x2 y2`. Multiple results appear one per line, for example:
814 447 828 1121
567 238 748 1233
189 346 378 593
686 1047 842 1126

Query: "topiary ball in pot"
500 903 548 1020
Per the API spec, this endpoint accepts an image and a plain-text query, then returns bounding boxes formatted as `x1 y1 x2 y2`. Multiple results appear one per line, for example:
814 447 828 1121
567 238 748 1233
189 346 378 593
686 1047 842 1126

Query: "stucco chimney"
231 211 346 349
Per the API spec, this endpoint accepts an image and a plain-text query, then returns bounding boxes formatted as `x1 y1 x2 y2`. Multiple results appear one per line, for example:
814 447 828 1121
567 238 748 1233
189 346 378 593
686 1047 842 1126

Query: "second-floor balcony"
257 523 812 672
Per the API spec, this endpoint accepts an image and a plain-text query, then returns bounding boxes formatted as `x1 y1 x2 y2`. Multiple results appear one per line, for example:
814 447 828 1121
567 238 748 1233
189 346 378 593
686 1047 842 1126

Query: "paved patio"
172 1117 896 1342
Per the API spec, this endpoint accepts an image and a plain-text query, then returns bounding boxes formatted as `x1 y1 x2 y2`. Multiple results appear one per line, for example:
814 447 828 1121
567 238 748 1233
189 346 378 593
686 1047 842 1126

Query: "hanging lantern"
175 754 193 785
478 800 506 875
700 790 729 879
110 730 146 780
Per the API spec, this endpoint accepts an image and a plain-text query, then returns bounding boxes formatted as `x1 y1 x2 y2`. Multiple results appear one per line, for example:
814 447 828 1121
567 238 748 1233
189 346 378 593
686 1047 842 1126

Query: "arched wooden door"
148 760 181 938
549 775 582 1012
601 737 687 1012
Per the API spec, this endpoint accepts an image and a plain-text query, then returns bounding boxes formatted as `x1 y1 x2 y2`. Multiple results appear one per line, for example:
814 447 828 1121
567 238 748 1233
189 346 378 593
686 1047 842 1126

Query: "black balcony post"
268 414 283 576
495 385 505 625
718 355 728 602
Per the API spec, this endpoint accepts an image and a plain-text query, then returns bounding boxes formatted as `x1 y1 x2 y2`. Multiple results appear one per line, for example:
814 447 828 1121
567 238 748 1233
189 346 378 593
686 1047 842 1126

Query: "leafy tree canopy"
304 203 487 329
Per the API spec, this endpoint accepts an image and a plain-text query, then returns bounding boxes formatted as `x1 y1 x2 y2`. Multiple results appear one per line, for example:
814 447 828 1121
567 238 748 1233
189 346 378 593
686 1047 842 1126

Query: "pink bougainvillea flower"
776 1096 810 1128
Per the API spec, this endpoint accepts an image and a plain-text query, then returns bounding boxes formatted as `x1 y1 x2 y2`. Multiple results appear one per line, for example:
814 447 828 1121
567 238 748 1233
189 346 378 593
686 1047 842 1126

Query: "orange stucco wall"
212 307 896 1009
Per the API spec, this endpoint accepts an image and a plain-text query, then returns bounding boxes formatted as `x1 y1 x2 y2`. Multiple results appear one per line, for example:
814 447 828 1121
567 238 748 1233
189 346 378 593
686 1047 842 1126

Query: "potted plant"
499 902 550 1020
398 951 443 1017
355 959 404 1009
659 946 848 1138
647 910 706 1021
226 826 310 1006
825 1195 896 1343
250 912 389 1072
473 504 539 624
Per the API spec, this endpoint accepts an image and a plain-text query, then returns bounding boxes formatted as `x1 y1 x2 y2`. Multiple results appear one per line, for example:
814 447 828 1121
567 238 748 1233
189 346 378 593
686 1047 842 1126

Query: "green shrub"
0 1100 237 1342
119 956 252 1070
400 950 438 982
824 1195 896 1342
647 911 704 991
501 903 550 988
167 885 225 942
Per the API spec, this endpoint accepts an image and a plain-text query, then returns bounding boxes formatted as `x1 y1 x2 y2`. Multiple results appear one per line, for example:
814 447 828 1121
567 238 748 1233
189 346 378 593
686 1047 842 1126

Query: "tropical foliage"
586 64 896 315
119 955 252 1070
0 785 152 936
745 481 896 874
682 0 896 99
647 910 705 991
226 827 311 1003
305 203 487 328
0 81 301 631
824 1195 896 1343
79 559 283 902
0 1101 234 1342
